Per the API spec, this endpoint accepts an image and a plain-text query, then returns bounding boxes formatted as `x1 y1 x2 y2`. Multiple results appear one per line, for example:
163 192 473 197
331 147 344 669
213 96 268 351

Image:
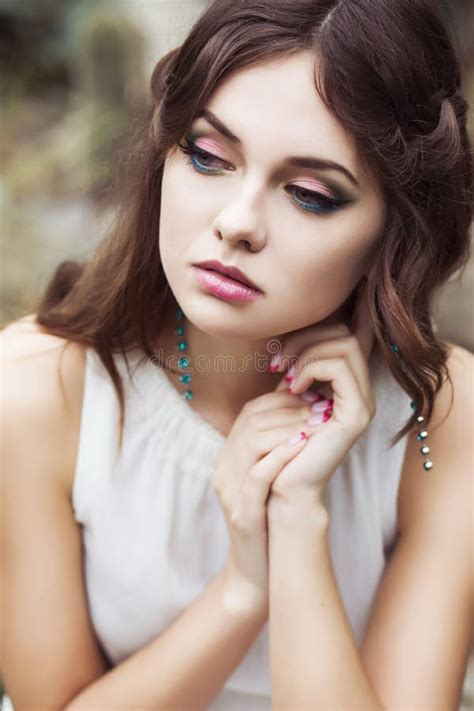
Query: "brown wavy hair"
34 0 472 450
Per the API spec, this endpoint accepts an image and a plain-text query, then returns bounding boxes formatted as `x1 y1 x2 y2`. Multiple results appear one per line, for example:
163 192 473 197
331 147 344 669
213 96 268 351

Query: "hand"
269 278 376 506
212 390 323 612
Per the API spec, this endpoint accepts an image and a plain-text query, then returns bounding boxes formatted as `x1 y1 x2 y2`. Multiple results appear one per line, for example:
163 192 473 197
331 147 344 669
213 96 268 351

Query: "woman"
1 0 472 708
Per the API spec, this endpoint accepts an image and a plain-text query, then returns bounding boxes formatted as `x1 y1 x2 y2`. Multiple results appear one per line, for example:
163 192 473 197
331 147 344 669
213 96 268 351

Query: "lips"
193 267 264 302
193 260 262 292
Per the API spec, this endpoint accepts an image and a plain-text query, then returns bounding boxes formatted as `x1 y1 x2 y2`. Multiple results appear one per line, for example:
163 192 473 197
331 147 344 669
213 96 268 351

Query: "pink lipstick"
192 266 264 302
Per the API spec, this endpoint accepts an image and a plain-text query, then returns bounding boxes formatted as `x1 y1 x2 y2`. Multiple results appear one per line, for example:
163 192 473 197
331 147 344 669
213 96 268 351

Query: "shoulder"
360 343 473 708
397 341 473 538
1 316 113 696
1 313 88 497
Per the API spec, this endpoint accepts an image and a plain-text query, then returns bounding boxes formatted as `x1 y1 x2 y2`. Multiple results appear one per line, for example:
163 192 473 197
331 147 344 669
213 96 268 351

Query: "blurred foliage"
1 0 147 200
0 0 148 325
0 0 76 99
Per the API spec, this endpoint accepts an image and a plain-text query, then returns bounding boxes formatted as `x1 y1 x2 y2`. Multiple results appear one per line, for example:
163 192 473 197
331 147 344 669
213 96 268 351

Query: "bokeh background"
0 0 472 707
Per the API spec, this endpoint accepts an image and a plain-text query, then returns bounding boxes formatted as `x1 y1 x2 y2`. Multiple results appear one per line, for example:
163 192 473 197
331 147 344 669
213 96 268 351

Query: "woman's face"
159 51 386 340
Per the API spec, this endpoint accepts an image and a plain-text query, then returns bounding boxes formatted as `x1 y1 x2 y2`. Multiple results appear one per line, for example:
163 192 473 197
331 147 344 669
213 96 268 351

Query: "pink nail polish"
310 399 331 413
300 391 321 403
287 431 308 445
307 412 325 425
307 408 332 425
269 354 282 371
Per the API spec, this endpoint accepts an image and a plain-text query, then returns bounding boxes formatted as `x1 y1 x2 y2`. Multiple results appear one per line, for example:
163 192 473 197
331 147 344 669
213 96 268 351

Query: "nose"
212 197 267 252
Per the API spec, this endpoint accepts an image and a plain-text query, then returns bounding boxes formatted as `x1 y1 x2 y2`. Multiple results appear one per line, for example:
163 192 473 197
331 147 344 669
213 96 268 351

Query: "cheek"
158 189 182 273
278 239 355 292
274 240 365 323
160 170 192 246
162 167 211 242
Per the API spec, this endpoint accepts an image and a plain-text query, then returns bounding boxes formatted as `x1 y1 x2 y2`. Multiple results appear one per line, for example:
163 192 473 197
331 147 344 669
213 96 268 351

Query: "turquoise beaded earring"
390 343 433 471
175 307 193 400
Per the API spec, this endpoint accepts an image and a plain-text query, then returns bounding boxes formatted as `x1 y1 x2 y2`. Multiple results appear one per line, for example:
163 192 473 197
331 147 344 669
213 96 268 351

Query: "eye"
177 139 348 215
177 140 231 174
285 185 346 215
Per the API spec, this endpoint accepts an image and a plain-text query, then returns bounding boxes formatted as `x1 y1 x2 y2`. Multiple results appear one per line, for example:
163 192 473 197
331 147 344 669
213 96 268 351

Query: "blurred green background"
0 0 209 329
0 0 472 707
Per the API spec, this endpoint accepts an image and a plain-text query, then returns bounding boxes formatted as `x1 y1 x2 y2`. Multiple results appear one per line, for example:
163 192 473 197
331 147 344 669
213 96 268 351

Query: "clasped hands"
268 278 377 507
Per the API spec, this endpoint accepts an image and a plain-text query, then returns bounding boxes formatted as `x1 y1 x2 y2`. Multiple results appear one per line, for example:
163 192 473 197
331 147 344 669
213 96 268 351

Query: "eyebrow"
194 108 360 188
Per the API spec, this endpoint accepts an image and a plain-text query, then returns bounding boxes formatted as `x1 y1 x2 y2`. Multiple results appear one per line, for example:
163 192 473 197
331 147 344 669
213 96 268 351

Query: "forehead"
202 51 360 174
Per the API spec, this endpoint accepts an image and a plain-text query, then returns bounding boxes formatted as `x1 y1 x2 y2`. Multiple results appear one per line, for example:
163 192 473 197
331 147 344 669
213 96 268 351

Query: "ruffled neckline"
125 348 227 446
126 340 386 449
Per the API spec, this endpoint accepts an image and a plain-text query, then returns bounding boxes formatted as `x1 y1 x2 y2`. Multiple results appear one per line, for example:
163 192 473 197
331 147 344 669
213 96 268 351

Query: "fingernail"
307 413 325 425
287 431 308 445
284 364 296 383
310 399 332 413
306 408 332 425
300 391 322 403
307 409 332 425
269 353 282 371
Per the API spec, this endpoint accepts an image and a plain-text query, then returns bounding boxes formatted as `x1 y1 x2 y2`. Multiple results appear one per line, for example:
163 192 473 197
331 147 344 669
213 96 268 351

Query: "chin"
182 302 272 340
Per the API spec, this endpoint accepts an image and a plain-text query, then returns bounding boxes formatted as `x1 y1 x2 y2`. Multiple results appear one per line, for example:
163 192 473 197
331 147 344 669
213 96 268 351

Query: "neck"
157 295 286 416
155 292 352 418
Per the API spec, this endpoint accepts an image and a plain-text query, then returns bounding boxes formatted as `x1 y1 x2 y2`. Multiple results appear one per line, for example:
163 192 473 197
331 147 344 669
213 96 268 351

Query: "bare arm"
1 321 267 710
266 345 473 709
66 568 267 710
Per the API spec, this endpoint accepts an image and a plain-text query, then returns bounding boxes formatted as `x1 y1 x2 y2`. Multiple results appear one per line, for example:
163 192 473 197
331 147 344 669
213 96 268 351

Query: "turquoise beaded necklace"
174 307 432 471
174 307 194 400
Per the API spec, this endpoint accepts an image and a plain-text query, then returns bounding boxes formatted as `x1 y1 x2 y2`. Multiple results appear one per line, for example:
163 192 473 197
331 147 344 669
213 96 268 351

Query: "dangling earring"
390 343 433 471
175 307 193 400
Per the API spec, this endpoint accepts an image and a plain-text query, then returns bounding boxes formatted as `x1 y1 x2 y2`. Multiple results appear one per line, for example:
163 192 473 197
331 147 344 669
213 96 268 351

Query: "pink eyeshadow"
194 137 227 159
192 139 336 198
293 179 334 199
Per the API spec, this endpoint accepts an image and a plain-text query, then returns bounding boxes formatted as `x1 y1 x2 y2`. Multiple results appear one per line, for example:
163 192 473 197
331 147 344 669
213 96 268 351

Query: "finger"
270 322 350 373
246 404 313 431
289 357 370 422
274 365 299 392
293 336 372 405
224 398 315 494
243 389 310 414
275 361 333 401
246 418 322 465
241 434 309 510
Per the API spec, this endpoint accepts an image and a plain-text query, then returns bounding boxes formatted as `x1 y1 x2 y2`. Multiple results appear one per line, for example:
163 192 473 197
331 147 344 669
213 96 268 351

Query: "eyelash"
177 139 346 215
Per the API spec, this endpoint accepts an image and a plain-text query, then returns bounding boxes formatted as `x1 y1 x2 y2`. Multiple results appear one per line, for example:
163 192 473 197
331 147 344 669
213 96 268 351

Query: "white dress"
2 342 412 710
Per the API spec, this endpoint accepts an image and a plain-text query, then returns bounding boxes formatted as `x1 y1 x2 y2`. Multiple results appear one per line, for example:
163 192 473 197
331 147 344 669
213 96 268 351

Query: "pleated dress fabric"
2 341 412 711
